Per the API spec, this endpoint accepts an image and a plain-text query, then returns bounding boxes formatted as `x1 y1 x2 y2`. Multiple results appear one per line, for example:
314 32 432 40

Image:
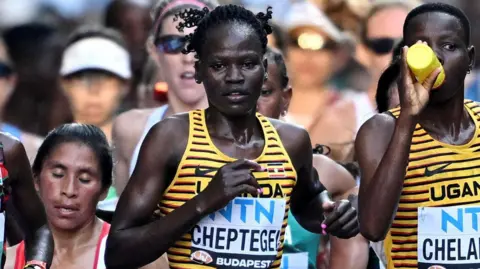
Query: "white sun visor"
60 37 132 79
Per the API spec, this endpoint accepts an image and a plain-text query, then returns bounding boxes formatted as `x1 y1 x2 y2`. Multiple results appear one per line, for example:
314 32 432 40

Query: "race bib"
418 205 480 269
280 253 309 269
191 197 286 268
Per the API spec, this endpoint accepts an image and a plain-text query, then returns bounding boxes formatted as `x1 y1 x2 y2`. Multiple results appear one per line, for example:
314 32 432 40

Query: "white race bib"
280 252 309 269
418 205 480 269
191 197 286 269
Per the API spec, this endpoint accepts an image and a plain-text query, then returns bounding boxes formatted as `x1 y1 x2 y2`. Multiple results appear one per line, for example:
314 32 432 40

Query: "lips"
54 204 79 217
223 90 249 103
180 71 195 79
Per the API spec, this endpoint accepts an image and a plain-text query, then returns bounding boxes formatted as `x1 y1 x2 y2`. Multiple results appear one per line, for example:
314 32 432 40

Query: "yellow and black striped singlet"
158 109 297 269
384 100 480 269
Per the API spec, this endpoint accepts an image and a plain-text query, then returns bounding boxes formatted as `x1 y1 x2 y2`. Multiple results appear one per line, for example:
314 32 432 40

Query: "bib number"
418 205 480 269
191 197 286 268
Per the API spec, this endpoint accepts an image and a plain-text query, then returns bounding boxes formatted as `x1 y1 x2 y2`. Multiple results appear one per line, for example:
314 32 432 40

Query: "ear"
33 174 40 192
120 81 130 98
99 186 109 202
194 61 202 84
468 45 476 71
263 57 268 73
282 86 293 113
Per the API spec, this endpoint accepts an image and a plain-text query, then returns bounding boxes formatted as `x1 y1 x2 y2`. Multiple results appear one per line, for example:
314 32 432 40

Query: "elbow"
105 235 126 269
359 220 388 242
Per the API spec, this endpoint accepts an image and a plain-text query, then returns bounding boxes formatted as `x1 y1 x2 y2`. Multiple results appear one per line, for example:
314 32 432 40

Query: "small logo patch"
191 250 213 264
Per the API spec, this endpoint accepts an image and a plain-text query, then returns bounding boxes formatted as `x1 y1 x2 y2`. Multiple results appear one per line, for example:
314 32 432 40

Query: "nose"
225 65 244 84
430 44 445 65
61 177 78 198
182 52 196 65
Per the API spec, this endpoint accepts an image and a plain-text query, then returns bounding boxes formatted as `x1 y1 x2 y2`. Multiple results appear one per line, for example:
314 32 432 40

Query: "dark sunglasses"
364 38 402 55
0 63 12 78
155 35 187 54
289 33 338 51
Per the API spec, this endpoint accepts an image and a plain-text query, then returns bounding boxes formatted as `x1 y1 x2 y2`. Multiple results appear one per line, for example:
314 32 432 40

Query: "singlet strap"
93 222 110 269
129 105 168 176
14 241 25 269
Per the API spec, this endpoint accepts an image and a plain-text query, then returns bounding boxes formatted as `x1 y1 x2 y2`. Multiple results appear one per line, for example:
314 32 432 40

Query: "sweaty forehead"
201 22 263 57
405 12 466 44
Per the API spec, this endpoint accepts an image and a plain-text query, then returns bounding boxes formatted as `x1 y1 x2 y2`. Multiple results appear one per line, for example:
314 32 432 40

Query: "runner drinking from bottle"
357 3 480 269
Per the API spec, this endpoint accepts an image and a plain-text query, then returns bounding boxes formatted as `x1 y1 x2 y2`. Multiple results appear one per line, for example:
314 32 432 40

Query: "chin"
51 218 81 231
177 88 206 105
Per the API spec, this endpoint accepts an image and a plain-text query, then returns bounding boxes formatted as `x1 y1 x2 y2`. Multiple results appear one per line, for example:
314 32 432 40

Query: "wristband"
24 260 47 269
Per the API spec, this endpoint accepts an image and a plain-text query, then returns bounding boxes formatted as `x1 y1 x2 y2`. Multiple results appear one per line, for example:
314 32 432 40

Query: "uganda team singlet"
158 109 297 269
385 100 480 269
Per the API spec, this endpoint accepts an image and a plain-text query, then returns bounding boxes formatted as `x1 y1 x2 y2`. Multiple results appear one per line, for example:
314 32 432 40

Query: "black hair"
105 0 151 29
265 47 289 89
270 22 287 55
404 3 470 45
175 5 273 59
151 0 217 37
66 24 127 49
375 40 404 113
32 124 113 190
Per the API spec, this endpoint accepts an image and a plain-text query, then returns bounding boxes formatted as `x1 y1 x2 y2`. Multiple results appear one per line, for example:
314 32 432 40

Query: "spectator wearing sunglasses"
281 1 359 162
110 0 218 206
0 39 43 164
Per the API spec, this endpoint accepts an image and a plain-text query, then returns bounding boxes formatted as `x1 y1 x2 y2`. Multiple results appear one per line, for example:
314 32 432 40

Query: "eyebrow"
47 161 99 175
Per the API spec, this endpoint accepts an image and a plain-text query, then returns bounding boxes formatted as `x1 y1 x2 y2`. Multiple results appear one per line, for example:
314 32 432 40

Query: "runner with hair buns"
106 5 358 269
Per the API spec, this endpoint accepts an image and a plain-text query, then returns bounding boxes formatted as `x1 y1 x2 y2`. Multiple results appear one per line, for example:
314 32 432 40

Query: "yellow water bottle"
406 43 445 89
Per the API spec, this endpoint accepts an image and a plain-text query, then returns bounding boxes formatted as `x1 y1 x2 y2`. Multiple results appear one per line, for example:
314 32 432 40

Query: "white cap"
60 37 132 79
284 1 344 43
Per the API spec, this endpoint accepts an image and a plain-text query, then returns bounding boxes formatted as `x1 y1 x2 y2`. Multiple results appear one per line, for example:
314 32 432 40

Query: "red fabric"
14 222 110 269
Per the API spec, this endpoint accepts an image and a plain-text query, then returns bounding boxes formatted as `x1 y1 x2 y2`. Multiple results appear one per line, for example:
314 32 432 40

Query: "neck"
51 217 102 252
205 106 259 145
166 91 208 117
419 94 467 134
99 121 113 143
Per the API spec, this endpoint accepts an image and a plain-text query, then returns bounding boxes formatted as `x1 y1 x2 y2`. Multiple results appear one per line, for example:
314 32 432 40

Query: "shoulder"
0 132 26 158
269 118 311 167
141 112 191 154
357 112 396 139
270 118 310 148
113 108 158 138
112 108 158 156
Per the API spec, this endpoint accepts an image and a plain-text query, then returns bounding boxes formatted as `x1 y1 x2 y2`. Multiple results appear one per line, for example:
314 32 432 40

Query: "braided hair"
150 0 218 37
174 5 273 59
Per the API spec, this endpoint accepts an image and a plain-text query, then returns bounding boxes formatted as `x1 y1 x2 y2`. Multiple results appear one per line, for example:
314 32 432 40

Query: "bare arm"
329 188 369 269
355 113 416 241
281 125 325 234
111 118 131 196
313 154 356 198
6 138 53 268
106 117 208 268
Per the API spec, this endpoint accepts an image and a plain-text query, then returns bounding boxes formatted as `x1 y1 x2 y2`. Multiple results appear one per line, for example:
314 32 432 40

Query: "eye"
78 176 92 184
443 43 456 51
243 61 255 69
210 63 225 71
261 88 272 96
51 168 64 179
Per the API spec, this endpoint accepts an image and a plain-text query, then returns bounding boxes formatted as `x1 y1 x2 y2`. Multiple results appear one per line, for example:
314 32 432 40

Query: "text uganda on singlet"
189 197 286 268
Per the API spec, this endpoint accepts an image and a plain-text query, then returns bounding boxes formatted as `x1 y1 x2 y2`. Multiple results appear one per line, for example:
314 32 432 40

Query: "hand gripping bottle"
406 43 445 89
